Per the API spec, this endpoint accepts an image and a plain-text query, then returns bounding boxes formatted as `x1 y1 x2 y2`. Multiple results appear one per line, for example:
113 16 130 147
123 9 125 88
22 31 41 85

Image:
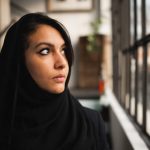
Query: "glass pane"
125 92 130 110
146 43 150 135
137 47 143 125
146 0 150 34
125 55 131 110
130 55 136 116
137 0 142 40
130 0 134 44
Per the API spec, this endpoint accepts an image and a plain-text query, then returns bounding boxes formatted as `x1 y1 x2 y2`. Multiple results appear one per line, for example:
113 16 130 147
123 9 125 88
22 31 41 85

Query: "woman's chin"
48 86 65 94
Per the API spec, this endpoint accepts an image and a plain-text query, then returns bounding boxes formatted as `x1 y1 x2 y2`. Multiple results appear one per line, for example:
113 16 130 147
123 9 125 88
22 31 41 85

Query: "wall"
0 0 11 47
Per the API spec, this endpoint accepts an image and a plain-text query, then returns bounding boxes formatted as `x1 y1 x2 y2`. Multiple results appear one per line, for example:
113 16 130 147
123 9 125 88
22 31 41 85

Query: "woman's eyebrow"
34 42 66 49
34 42 53 48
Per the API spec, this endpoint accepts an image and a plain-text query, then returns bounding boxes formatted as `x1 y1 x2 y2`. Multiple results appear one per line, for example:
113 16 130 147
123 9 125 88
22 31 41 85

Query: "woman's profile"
0 12 109 150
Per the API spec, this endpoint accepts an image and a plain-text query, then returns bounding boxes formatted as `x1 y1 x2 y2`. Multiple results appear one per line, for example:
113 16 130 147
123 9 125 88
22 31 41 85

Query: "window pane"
146 0 150 34
130 55 136 116
137 47 143 125
146 43 150 135
125 55 132 110
130 0 134 44
137 0 142 40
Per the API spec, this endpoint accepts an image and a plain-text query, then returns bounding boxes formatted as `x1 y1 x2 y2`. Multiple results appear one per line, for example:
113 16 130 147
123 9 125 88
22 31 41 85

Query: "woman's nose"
54 52 66 69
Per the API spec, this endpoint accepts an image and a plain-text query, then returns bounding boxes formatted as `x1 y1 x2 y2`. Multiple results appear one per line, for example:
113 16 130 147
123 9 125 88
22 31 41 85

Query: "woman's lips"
52 75 65 83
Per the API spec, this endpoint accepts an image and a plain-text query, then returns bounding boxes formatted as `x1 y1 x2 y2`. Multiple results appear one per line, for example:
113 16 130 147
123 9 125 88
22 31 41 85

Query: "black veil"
0 13 102 150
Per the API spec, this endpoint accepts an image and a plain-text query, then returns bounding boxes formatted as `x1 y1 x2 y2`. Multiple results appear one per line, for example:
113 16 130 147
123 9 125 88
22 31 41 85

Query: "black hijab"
0 13 99 150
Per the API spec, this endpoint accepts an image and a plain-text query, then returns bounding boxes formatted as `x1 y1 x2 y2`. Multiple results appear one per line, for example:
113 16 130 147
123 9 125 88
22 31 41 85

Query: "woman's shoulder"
83 106 104 126
83 106 110 150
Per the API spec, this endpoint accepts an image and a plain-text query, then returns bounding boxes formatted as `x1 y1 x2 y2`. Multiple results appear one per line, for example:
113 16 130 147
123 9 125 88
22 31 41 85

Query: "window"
113 0 150 147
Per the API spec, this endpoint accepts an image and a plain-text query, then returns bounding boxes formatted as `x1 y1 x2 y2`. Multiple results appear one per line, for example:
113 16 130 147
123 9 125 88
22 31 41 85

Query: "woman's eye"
61 48 66 55
61 50 65 55
39 49 49 55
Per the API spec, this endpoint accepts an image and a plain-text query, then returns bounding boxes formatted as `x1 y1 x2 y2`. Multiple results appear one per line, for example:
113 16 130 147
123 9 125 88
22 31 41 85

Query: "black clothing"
0 13 109 150
84 107 109 149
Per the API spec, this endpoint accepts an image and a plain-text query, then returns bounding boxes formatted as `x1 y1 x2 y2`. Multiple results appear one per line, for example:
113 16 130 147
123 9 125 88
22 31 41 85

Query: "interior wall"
0 0 11 47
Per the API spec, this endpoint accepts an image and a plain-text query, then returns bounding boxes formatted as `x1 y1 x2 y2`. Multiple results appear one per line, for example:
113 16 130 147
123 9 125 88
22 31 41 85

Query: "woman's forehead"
27 25 65 48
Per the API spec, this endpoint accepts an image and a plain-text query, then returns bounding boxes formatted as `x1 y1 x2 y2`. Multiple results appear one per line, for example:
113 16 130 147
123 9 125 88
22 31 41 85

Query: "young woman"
0 13 109 150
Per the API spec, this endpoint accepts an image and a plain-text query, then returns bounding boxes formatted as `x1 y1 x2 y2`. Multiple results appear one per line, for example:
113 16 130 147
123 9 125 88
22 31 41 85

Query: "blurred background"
0 0 150 149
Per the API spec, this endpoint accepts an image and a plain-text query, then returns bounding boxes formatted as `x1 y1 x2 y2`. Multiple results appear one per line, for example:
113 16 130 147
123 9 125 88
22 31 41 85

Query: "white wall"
11 0 98 88
0 0 11 47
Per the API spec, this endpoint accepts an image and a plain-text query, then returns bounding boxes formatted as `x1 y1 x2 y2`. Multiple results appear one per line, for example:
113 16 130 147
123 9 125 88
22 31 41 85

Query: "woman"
0 13 109 150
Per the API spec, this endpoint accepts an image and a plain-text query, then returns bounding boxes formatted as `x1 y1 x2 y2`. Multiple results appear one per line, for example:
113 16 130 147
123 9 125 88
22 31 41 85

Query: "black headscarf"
0 13 100 150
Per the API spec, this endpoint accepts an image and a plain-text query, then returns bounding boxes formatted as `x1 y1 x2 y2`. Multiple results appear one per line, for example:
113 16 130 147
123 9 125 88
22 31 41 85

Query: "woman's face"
25 24 69 94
